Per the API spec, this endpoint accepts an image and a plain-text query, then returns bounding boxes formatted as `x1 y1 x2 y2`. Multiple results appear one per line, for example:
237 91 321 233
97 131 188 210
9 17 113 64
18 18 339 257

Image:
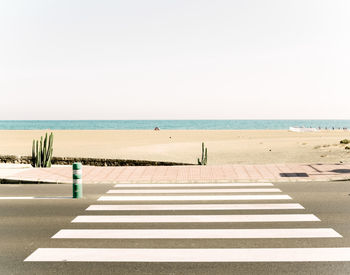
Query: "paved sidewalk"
0 163 349 183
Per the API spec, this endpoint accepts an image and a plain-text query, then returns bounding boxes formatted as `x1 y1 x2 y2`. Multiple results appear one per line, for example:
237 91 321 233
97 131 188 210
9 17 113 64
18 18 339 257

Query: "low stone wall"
0 155 192 166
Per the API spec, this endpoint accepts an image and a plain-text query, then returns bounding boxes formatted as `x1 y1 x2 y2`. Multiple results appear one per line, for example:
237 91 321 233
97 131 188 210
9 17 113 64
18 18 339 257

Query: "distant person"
154 127 160 131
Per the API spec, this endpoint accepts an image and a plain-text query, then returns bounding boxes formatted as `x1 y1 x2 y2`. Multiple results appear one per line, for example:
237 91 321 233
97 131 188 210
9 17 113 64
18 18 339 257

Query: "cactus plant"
197 142 208 165
35 140 39 167
31 132 54 167
31 139 35 164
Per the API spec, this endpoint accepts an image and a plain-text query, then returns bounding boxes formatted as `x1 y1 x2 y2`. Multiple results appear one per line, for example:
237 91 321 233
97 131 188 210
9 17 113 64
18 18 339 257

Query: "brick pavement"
1 163 350 184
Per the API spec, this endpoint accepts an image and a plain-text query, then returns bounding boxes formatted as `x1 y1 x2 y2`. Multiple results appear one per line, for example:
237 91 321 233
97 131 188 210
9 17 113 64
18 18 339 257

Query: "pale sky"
0 0 349 119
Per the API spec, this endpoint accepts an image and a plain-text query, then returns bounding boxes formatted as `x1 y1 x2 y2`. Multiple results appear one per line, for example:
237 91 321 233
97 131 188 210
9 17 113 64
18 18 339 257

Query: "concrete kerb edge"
0 178 70 184
1 176 348 184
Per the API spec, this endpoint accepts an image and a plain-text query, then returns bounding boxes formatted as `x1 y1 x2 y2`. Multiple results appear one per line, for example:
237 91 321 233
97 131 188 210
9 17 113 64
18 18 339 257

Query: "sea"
0 120 349 130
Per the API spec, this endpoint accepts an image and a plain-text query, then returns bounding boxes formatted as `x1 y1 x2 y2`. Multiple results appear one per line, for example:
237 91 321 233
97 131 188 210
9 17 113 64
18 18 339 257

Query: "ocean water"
0 120 349 130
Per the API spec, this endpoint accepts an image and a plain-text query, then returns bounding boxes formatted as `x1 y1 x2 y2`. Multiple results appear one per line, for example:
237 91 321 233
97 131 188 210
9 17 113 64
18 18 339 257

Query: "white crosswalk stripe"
25 248 350 262
86 203 304 211
25 182 350 263
72 214 320 223
52 228 342 239
114 183 274 188
106 188 282 193
0 197 36 200
98 194 292 201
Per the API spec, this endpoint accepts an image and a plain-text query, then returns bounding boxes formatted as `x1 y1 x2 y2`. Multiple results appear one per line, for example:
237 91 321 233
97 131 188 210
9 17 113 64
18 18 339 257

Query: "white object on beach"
289 127 318 132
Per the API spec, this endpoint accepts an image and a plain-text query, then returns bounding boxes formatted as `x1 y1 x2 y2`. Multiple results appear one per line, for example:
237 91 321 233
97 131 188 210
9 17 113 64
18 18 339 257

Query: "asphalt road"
1 181 350 275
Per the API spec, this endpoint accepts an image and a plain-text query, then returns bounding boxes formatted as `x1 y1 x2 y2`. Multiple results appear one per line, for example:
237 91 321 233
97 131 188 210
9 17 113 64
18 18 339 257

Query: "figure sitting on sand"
154 127 160 131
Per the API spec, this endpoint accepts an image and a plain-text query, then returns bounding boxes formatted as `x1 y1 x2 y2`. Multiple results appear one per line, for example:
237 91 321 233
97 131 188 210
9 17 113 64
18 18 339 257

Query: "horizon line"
0 119 350 121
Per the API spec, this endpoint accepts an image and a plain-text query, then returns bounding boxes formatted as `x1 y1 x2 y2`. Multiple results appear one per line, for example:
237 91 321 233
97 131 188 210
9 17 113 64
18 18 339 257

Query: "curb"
0 178 69 184
1 177 349 184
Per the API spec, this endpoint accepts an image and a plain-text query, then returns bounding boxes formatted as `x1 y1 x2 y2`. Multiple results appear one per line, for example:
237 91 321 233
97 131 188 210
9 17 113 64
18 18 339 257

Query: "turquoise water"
0 120 349 130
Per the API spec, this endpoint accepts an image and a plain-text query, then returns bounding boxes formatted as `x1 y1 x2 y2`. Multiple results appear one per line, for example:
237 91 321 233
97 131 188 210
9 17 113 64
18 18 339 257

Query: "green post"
73 162 82 198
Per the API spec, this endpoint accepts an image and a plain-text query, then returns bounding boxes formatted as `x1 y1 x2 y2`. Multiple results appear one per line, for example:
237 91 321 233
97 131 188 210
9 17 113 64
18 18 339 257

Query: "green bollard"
72 162 82 198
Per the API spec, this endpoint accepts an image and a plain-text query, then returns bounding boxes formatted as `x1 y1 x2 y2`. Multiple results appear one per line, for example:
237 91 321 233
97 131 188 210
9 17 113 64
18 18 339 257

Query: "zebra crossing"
25 182 350 262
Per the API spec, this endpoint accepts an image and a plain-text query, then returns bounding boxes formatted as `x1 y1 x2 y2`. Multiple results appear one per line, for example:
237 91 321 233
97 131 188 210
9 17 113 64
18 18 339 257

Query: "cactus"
36 140 39 167
40 136 43 165
43 133 47 167
31 132 54 167
46 133 54 167
31 139 35 166
197 142 208 165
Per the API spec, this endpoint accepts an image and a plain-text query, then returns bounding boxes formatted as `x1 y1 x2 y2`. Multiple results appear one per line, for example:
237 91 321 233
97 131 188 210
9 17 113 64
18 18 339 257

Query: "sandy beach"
0 130 349 165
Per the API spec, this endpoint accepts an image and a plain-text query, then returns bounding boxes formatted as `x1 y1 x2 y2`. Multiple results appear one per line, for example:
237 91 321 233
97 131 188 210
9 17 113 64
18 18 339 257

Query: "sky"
0 0 349 120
